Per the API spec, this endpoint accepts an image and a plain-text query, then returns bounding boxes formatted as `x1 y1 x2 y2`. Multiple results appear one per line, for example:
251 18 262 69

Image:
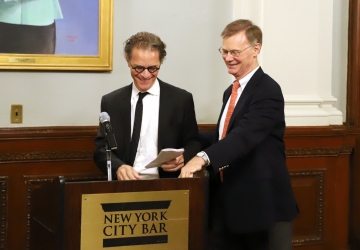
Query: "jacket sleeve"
204 80 285 173
181 94 202 163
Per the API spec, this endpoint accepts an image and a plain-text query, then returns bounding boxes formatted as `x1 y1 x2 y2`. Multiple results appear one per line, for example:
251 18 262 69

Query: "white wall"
0 0 232 127
0 0 348 127
234 0 348 126
332 0 349 121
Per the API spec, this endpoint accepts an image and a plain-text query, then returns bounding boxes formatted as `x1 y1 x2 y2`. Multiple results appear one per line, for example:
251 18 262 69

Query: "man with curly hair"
94 31 201 180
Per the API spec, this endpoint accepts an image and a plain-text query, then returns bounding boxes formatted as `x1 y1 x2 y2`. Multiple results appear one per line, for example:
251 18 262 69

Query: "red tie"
220 80 240 181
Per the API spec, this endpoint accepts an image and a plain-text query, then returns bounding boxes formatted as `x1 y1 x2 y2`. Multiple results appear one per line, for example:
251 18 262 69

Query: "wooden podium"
30 171 209 250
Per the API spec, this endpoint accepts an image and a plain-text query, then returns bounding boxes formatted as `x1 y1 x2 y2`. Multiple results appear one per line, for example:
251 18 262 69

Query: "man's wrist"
196 151 210 167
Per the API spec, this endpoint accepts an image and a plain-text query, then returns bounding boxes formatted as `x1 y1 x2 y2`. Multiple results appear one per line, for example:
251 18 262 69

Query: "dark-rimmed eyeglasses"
131 64 160 73
218 45 252 57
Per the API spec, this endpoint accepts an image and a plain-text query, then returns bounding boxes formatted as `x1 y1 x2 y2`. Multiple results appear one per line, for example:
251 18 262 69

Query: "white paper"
144 148 184 169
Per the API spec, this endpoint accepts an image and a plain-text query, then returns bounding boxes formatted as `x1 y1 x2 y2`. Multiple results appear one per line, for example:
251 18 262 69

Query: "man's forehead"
129 47 160 65
222 33 248 47
132 46 158 53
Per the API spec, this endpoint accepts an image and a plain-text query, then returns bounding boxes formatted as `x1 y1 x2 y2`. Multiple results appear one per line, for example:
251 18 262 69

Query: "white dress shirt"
131 79 160 179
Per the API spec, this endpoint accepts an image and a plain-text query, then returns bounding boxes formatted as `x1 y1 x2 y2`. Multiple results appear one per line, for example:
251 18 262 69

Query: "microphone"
99 112 118 150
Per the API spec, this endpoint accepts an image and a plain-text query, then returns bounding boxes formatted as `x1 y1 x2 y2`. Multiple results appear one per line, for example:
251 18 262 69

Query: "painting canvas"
0 0 113 71
55 0 99 56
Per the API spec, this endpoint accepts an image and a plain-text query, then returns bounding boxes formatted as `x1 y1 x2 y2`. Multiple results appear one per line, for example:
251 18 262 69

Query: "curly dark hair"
124 32 167 63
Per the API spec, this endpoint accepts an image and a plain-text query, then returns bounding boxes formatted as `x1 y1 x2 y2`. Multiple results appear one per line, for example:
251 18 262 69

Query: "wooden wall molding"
347 1 360 248
0 126 98 138
286 146 353 156
0 146 351 164
347 0 360 127
291 170 325 246
0 177 7 250
0 126 354 249
0 150 93 163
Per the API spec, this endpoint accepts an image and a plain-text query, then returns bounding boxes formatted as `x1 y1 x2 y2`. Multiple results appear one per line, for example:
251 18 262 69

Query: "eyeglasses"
218 45 252 57
131 64 160 73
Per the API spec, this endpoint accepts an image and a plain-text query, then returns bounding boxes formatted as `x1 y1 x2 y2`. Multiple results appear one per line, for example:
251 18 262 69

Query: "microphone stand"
106 143 112 181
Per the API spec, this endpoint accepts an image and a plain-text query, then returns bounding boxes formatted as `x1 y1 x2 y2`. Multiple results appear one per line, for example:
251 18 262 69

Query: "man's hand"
178 156 205 178
116 164 142 180
161 154 184 172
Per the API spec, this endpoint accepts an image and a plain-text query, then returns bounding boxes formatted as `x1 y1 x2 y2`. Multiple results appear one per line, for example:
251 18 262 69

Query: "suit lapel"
158 79 170 152
216 84 232 137
227 67 264 130
219 67 264 136
116 84 132 163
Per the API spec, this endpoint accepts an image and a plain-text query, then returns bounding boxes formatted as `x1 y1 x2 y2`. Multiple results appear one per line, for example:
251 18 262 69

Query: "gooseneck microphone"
99 112 117 150
99 112 117 181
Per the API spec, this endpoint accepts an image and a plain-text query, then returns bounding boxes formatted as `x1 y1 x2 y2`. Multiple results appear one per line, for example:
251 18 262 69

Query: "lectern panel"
81 190 189 250
30 172 209 250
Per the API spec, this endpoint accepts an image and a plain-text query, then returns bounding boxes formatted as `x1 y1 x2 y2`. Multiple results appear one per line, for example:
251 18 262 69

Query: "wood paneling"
291 170 325 246
0 126 355 249
0 177 8 250
347 1 360 249
286 126 354 250
0 127 104 250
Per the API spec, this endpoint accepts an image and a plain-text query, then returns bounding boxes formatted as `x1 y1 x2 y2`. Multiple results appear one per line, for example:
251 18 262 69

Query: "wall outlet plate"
11 104 23 123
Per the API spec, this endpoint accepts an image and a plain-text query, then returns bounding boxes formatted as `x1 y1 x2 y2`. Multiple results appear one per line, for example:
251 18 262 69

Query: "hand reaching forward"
161 154 184 172
178 156 205 178
116 164 142 180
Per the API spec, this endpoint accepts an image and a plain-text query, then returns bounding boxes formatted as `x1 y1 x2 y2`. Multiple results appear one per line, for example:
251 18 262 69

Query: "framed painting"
0 0 113 71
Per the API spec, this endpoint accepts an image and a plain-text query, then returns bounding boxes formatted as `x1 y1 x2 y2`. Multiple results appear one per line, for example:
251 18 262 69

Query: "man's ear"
254 43 262 55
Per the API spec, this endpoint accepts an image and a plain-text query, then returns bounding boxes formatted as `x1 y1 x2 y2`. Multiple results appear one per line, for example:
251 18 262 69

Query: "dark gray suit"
94 79 201 179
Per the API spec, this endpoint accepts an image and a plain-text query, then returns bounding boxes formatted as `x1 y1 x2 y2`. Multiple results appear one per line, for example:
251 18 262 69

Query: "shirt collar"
131 78 160 99
236 66 260 89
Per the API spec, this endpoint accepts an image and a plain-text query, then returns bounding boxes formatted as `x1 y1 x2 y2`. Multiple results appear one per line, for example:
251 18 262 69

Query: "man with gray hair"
94 31 201 180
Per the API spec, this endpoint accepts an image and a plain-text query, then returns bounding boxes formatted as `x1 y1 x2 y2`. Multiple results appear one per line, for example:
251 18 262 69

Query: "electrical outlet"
11 104 23 123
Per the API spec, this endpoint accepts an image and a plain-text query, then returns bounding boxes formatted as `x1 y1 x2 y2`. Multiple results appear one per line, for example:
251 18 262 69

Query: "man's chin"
227 68 237 75
135 80 155 91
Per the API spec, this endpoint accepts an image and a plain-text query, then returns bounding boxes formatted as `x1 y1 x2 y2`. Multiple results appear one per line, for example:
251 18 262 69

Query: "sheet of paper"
144 148 184 169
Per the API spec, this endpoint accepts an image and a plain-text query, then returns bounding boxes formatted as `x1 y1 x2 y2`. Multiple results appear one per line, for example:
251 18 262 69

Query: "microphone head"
99 112 110 123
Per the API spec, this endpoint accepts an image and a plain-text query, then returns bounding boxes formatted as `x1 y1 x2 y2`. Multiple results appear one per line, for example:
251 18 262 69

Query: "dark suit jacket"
203 67 298 234
93 79 201 179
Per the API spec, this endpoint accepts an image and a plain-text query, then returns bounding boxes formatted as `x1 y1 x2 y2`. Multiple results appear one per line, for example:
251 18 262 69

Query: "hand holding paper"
145 148 184 169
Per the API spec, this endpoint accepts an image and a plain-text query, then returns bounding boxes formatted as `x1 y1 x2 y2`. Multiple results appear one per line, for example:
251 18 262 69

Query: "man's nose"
140 69 151 77
224 53 234 61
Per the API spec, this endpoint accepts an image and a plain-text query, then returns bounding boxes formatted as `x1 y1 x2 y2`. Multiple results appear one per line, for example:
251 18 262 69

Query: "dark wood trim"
290 170 325 246
0 126 98 138
347 1 360 248
347 0 360 127
0 177 8 250
197 124 216 131
0 125 355 249
0 124 351 138
0 150 93 163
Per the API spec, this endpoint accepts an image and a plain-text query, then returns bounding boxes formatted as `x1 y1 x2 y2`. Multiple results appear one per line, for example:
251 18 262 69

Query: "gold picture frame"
0 0 113 71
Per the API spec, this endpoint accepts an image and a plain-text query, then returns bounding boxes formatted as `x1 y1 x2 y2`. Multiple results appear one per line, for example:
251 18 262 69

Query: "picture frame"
0 0 113 71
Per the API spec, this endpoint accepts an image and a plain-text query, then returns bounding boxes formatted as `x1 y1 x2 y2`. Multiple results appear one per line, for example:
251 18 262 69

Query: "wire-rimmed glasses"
218 45 252 57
